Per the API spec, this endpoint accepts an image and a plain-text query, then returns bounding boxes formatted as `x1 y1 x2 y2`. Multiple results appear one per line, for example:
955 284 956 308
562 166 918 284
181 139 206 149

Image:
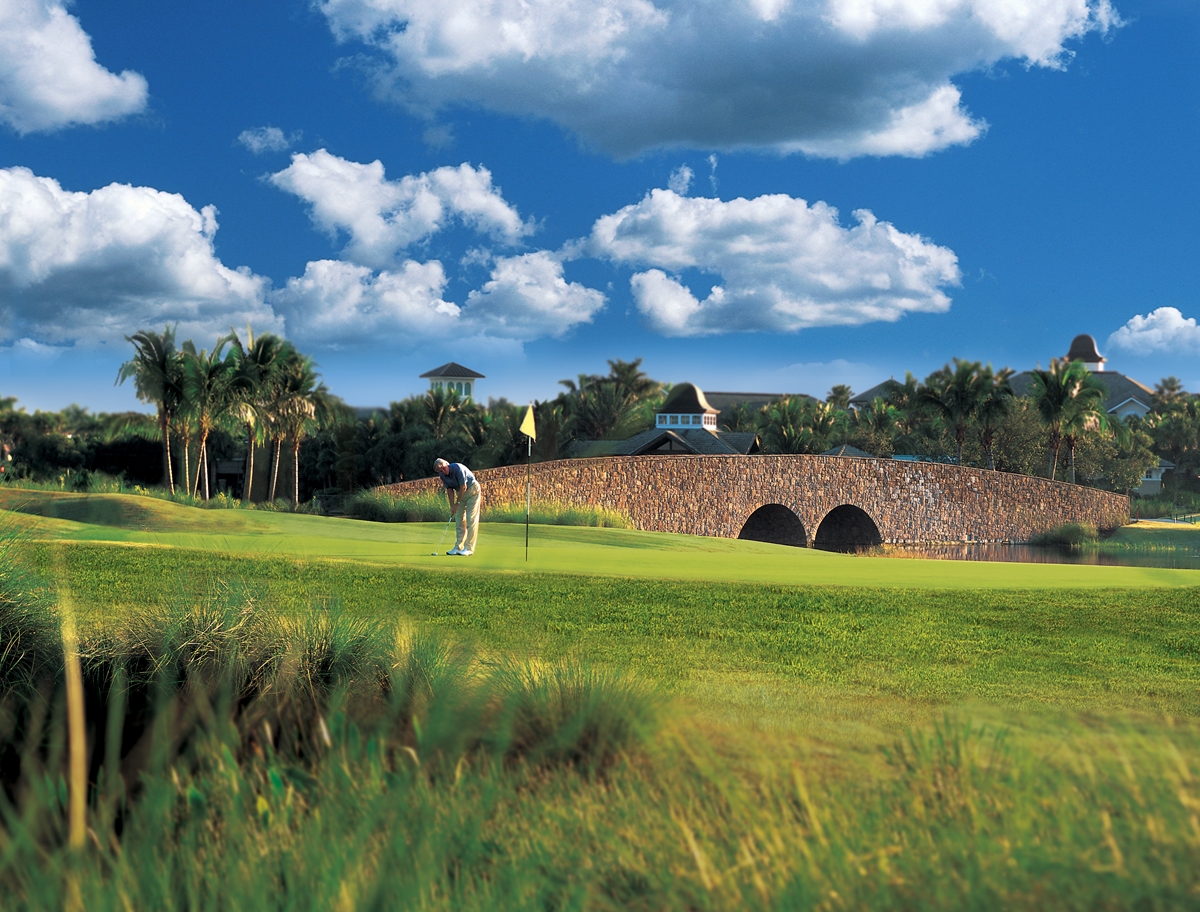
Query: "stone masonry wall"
380 455 1129 545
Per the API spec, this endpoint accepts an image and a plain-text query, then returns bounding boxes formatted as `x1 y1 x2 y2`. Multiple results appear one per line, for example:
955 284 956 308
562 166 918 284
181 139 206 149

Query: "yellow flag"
519 403 536 441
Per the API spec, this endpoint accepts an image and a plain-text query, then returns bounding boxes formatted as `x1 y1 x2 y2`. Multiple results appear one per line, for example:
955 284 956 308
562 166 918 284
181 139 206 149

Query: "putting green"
4 490 1198 589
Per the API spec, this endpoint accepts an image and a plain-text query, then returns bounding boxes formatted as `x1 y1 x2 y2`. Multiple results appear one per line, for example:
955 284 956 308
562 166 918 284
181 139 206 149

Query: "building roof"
419 362 486 379
848 381 893 407
659 382 719 415
821 444 874 458
1008 370 1153 415
703 391 806 412
567 427 759 457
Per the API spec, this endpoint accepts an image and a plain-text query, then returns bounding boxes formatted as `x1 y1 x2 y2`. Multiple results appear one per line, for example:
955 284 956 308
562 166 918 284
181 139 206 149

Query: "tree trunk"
292 440 301 505
1068 440 1076 485
202 441 211 500
160 413 175 494
194 430 210 499
181 438 191 497
269 437 282 502
242 423 255 503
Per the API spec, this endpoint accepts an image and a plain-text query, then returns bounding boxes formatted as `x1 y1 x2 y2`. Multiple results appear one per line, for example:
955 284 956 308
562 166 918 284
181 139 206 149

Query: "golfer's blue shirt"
440 463 476 490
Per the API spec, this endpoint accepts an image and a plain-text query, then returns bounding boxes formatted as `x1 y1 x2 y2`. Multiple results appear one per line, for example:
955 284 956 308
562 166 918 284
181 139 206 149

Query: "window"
669 415 678 425
657 415 667 426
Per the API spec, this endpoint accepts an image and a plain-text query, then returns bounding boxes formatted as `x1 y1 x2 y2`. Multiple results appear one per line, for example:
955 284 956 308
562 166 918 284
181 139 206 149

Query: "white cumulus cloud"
465 251 606 339
270 259 461 348
273 251 605 347
1107 307 1200 356
270 150 533 269
316 0 1118 158
0 0 148 133
584 188 959 337
0 167 278 346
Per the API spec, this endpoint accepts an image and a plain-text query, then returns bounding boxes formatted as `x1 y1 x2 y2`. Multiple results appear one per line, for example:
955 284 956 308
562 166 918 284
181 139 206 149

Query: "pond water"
827 542 1200 570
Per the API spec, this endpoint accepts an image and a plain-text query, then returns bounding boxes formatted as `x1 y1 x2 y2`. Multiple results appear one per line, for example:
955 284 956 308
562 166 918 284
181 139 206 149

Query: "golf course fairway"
5 489 1199 589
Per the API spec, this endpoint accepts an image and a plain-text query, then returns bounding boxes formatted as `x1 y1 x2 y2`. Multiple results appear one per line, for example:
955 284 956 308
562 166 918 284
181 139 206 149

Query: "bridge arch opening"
814 505 883 552
738 504 808 548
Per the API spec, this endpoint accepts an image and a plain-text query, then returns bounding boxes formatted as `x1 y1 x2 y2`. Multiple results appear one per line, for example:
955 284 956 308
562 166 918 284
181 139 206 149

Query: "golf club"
431 513 454 555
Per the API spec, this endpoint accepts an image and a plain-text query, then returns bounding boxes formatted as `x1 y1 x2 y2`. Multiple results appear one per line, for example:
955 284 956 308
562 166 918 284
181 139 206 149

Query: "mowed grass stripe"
24 539 1200 719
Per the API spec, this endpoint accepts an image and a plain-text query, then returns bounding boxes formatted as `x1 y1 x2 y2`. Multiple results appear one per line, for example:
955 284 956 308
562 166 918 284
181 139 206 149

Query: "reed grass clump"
345 488 630 528
1029 522 1099 548
0 527 59 694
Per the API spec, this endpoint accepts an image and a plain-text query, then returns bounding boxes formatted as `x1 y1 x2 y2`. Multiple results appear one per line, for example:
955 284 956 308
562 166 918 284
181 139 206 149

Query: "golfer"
435 458 482 556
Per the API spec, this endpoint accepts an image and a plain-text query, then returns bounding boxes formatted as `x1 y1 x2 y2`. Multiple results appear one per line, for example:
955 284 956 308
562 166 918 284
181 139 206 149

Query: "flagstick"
525 434 531 562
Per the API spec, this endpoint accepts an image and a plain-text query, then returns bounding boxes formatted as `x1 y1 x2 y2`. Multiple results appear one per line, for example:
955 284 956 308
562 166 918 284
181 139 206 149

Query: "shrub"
345 489 630 528
1029 522 1099 548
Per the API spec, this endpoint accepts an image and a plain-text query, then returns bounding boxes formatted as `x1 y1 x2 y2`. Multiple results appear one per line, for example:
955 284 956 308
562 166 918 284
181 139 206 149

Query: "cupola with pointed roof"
655 382 720 430
1064 334 1106 372
420 362 484 401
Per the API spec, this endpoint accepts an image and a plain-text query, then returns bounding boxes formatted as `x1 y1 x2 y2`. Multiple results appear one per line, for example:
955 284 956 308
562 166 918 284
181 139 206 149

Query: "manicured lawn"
6 489 1199 589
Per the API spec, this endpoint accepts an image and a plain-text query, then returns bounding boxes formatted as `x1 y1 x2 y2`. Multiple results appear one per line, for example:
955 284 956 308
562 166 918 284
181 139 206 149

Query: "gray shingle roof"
848 381 894 407
821 444 874 458
703 391 806 411
419 362 486 379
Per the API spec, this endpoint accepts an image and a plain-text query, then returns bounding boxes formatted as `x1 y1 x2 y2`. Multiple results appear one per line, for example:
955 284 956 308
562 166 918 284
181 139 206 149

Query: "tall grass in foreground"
345 488 630 527
3 683 1198 910
3 540 1199 908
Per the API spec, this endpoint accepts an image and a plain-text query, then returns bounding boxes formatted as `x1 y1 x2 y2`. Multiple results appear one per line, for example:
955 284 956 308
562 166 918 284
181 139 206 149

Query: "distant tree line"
3 340 1196 503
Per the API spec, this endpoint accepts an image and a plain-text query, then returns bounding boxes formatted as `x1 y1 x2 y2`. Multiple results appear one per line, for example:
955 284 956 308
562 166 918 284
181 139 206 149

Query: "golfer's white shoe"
459 549 473 556
446 548 461 555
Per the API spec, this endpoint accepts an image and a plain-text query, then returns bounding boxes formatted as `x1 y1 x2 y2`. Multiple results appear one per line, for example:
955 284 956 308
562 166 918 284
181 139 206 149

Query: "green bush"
1028 522 1099 548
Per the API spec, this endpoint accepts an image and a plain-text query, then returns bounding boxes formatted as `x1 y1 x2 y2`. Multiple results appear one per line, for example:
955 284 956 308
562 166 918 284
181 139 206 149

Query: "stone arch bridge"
380 455 1129 548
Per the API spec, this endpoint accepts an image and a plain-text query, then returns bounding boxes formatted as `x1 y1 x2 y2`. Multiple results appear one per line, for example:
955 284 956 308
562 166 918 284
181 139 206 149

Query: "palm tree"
1152 376 1187 413
229 330 287 502
1059 400 1109 484
917 359 991 467
115 326 184 492
603 357 663 401
1148 398 1200 507
569 382 635 440
422 387 464 442
719 402 763 434
531 399 568 462
272 349 334 504
759 397 843 454
180 334 238 499
848 398 898 457
826 384 854 409
1029 358 1108 481
976 367 1015 471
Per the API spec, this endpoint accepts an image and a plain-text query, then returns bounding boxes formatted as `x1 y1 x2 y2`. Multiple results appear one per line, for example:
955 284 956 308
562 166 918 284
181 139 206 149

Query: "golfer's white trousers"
456 483 482 552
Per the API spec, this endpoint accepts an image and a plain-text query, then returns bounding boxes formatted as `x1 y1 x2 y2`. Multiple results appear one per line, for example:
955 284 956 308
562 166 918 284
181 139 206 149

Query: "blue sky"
1 0 1197 414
